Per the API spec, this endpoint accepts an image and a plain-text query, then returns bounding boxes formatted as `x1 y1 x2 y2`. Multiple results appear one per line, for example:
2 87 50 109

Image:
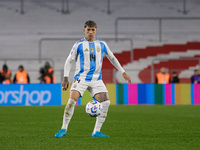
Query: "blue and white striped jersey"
64 37 124 82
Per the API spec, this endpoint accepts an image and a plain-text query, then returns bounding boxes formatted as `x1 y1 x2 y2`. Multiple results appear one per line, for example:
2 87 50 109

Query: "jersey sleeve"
103 42 125 74
63 43 79 77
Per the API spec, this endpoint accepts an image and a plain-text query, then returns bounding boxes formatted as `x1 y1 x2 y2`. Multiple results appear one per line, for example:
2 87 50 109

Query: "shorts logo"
74 79 81 83
97 46 100 52
90 47 94 52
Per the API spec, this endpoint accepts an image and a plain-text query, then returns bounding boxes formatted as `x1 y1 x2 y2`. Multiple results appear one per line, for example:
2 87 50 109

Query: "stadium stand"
0 0 200 83
116 42 200 83
137 42 200 83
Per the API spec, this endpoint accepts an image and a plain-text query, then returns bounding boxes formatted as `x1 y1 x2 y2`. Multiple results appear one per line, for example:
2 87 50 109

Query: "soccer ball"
85 100 102 117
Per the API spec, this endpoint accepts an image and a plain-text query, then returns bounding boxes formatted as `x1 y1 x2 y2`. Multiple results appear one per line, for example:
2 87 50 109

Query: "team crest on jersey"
84 48 89 52
97 46 100 52
90 47 94 52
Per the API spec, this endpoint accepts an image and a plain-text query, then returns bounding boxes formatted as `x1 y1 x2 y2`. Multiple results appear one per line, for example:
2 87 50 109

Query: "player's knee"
94 92 109 102
70 90 81 101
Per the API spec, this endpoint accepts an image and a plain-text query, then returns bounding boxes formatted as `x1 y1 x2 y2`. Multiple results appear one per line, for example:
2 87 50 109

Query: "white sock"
93 100 110 133
61 99 76 130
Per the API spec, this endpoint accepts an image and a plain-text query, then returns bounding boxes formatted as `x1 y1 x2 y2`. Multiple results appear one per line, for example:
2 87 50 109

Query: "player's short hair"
84 20 97 28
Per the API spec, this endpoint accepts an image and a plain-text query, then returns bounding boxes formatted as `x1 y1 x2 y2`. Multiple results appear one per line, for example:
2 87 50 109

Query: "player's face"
84 26 97 42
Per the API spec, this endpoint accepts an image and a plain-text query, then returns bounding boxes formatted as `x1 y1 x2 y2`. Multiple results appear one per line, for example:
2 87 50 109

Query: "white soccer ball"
85 100 102 117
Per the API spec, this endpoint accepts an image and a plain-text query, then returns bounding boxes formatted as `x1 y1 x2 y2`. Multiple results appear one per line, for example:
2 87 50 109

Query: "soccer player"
55 20 131 138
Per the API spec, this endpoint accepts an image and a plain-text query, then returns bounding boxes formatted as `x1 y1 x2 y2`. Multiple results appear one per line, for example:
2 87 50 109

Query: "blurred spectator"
38 62 55 83
191 69 200 83
0 64 12 84
155 67 171 84
171 71 180 83
13 65 30 84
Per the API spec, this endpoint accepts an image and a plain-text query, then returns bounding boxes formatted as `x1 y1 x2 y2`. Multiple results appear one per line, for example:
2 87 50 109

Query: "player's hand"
62 77 69 91
122 72 131 83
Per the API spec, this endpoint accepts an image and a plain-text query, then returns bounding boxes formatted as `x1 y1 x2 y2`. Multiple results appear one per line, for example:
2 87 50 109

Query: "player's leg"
55 90 80 138
89 80 110 137
61 90 80 129
92 92 110 137
55 79 87 138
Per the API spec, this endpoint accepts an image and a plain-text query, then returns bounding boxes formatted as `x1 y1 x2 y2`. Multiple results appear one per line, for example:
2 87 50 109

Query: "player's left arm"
107 55 131 83
105 44 131 83
122 72 131 83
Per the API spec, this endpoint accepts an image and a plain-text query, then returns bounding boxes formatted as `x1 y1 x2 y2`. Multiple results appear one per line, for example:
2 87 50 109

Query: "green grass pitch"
0 105 200 150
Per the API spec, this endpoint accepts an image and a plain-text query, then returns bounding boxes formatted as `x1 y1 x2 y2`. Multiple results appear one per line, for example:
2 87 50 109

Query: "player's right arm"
62 43 78 90
62 76 69 90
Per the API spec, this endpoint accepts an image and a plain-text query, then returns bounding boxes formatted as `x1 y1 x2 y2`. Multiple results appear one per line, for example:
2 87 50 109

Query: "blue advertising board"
0 83 61 106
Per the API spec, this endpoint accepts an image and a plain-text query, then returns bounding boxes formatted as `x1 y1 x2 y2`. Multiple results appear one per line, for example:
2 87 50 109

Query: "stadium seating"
115 42 200 83
137 42 200 83
1 0 200 83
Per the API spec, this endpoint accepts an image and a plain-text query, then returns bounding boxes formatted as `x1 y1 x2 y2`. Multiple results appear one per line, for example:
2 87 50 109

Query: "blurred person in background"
191 69 200 83
38 62 55 83
171 71 180 83
0 64 12 84
13 65 30 84
155 67 171 84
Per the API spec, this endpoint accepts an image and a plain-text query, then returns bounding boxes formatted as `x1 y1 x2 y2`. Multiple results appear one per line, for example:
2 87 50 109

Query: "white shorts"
70 79 108 97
